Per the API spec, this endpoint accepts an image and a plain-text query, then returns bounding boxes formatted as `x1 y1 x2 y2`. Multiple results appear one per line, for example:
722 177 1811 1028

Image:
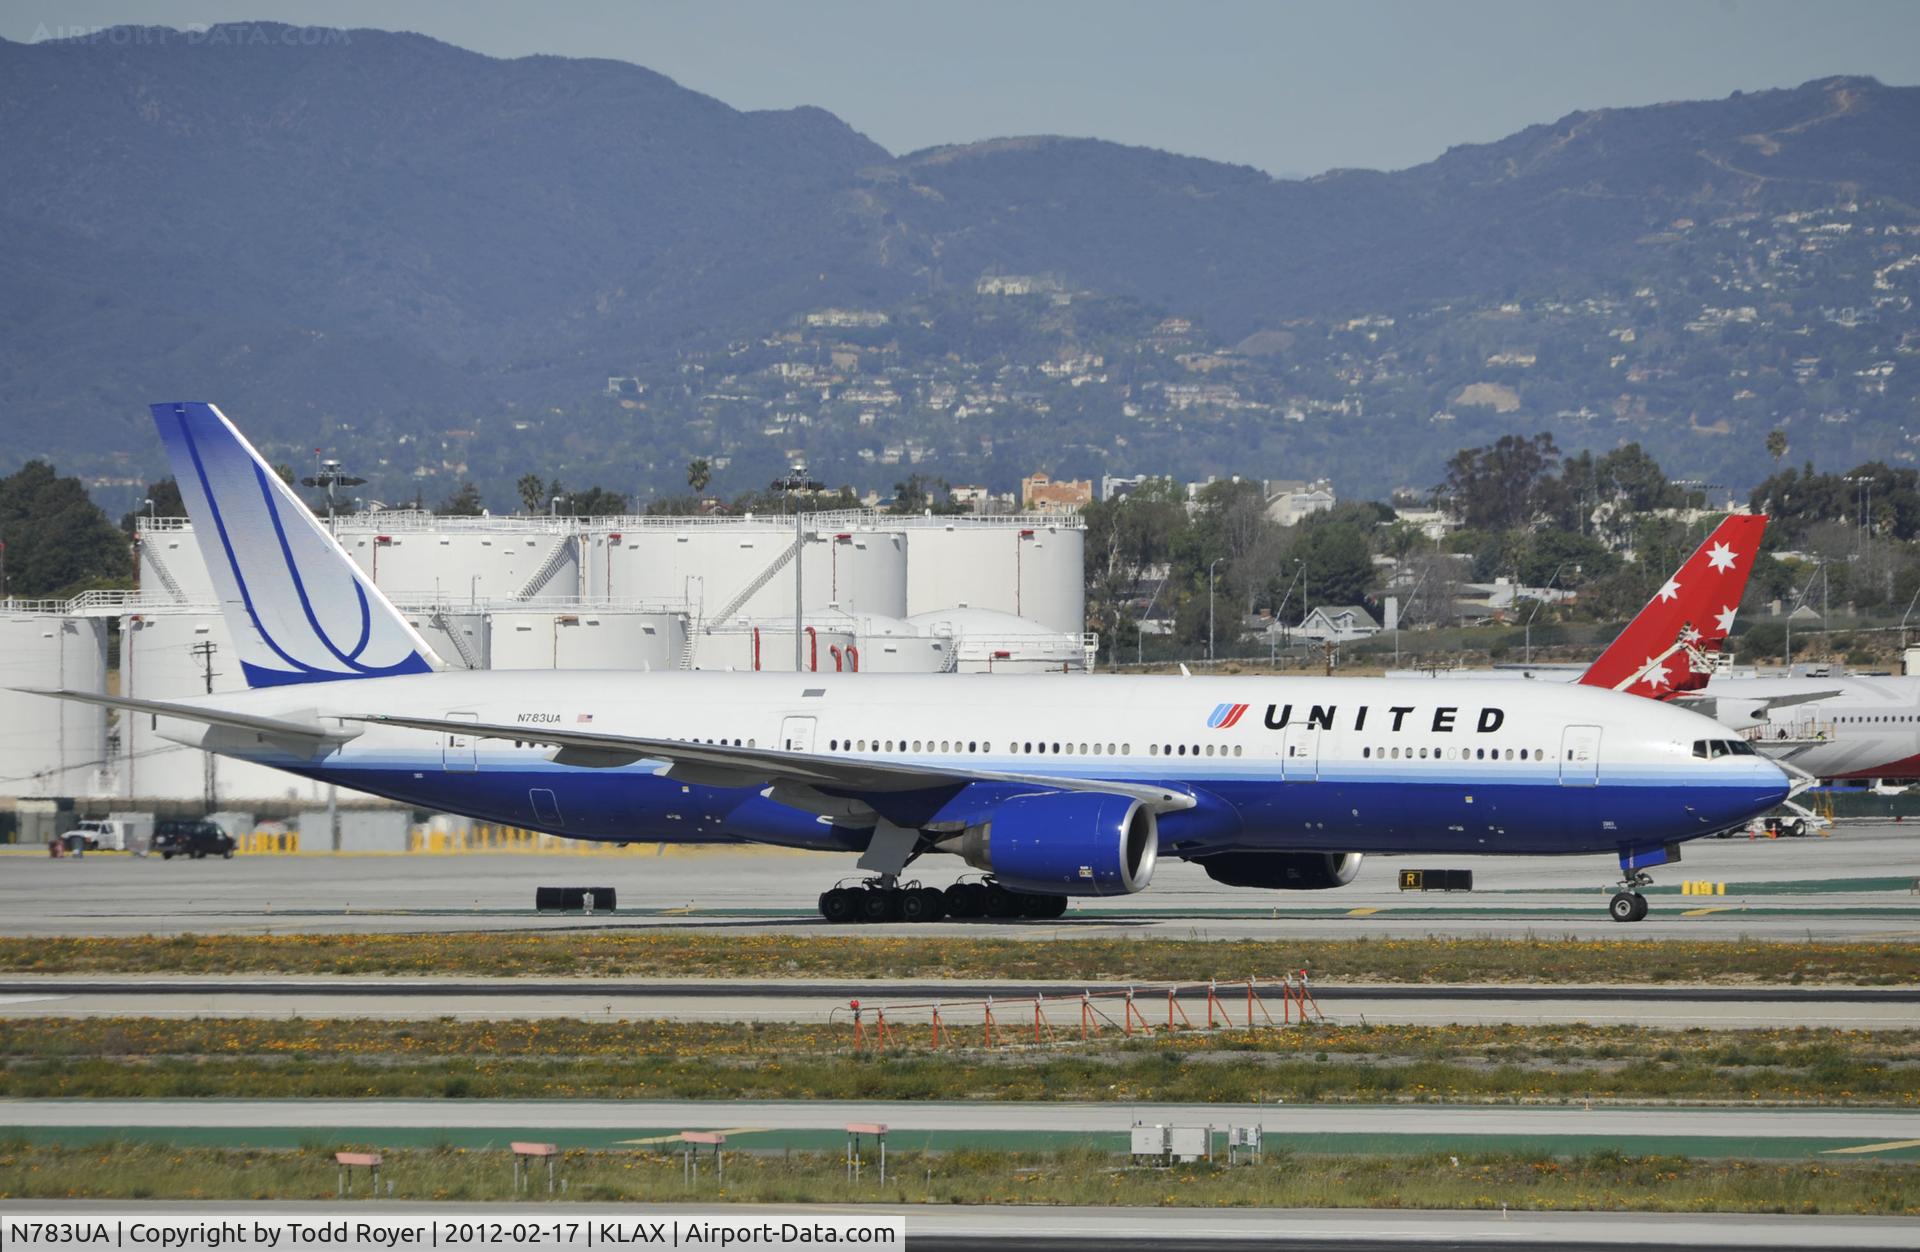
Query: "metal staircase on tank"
928 623 960 673
516 535 578 599
679 535 802 670
137 540 189 604
429 604 483 670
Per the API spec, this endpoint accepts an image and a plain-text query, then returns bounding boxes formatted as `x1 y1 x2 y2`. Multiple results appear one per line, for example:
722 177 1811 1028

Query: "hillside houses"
578 196 1918 504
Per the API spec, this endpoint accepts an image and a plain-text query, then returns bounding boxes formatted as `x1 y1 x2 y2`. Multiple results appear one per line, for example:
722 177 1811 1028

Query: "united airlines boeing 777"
25 404 1791 923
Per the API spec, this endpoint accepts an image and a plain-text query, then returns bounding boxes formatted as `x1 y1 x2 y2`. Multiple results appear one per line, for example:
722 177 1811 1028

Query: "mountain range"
2 23 1916 501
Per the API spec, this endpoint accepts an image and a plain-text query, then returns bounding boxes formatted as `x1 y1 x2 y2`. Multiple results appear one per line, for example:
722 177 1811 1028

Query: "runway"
1 1201 1914 1251
1 976 1915 1028
5 1099 1918 1161
4 825 1917 941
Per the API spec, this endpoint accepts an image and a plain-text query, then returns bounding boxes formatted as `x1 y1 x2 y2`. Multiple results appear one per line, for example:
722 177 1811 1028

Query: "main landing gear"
816 877 1069 923
1609 871 1653 923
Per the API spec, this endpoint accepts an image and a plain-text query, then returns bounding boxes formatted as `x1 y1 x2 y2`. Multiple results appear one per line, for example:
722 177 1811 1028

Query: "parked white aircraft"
1696 672 1920 782
24 404 1791 923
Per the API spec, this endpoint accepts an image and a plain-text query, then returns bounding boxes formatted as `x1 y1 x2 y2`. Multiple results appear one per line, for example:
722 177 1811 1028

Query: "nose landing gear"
1608 842 1679 923
1609 870 1653 923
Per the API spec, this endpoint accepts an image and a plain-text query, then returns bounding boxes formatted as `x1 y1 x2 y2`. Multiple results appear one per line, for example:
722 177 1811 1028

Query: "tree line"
1080 431 1920 662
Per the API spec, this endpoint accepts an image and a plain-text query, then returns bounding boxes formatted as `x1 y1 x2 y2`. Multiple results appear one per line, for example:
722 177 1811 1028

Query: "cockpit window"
1695 738 1757 759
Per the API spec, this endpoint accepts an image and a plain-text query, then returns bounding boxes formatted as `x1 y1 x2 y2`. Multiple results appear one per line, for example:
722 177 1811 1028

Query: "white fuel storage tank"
590 520 907 619
0 613 110 797
903 521 1084 634
340 522 581 603
486 608 684 671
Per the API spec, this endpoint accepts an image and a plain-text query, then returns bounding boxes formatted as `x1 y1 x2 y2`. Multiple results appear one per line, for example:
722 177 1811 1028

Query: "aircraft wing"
1678 688 1843 721
352 713 1198 813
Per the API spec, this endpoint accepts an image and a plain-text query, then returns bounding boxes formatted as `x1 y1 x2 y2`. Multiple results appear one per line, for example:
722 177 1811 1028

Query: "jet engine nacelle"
1195 851 1364 890
937 792 1158 896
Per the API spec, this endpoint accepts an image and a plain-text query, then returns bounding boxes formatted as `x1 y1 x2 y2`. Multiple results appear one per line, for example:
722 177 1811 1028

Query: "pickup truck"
153 819 235 860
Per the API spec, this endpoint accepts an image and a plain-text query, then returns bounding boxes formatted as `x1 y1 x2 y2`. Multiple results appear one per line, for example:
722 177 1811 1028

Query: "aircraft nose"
1764 758 1794 807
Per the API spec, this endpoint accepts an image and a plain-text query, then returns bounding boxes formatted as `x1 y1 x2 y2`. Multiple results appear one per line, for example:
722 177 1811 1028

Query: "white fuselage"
157 669 1788 863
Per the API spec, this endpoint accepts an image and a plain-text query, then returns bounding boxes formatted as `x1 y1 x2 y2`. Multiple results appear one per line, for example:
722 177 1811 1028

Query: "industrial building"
2 509 1090 812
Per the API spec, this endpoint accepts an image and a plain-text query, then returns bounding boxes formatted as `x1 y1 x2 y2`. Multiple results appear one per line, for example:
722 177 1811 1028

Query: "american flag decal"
576 713 594 724
1206 702 1249 730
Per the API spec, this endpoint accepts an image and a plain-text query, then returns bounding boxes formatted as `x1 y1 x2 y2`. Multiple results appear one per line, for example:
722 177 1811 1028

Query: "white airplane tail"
150 401 445 688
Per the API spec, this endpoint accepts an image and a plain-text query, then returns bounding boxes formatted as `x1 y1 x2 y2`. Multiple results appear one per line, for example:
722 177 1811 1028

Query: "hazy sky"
9 0 1919 175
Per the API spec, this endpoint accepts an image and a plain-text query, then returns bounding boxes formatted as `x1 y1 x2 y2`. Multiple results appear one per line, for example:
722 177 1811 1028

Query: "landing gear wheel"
819 887 858 924
899 887 946 923
1629 893 1650 922
983 883 1021 919
1017 891 1067 919
916 886 947 922
860 887 901 924
1609 891 1641 923
943 882 985 920
942 883 974 919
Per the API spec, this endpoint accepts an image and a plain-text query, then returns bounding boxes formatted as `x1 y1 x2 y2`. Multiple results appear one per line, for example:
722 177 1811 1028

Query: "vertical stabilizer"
1579 513 1766 698
150 401 444 687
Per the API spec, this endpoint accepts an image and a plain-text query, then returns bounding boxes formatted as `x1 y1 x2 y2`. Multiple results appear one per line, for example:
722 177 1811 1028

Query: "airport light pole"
1208 558 1223 663
772 464 824 670
1137 577 1165 667
1523 562 1567 665
1785 561 1824 669
1270 562 1305 662
1394 565 1432 668
300 454 364 529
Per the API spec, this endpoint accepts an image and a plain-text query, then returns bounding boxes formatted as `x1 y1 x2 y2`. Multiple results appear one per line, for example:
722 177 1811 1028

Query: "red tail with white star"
1577 513 1768 700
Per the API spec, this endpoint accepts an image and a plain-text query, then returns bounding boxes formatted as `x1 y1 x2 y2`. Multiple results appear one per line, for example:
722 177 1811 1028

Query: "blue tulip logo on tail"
150 402 442 688
1207 702 1249 729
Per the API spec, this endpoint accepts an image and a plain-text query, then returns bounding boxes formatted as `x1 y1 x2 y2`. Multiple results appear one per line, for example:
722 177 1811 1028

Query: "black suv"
153 820 235 860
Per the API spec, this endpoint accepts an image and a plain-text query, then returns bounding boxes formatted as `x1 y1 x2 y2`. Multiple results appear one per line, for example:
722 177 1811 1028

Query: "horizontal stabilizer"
14 688 359 745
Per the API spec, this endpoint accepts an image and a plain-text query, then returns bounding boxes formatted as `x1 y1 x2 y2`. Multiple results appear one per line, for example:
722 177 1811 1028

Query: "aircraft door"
442 711 479 772
529 788 563 828
1559 724 1601 786
1282 725 1319 781
779 716 817 753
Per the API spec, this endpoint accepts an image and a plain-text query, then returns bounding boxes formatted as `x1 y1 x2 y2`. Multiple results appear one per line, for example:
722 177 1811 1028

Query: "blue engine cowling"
936 791 1158 896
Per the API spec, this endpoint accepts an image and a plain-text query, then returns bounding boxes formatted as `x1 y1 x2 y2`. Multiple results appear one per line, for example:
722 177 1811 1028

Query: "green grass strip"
6 1126 1917 1162
1 1142 1914 1214
0 934 1914 984
4 1018 1916 1105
